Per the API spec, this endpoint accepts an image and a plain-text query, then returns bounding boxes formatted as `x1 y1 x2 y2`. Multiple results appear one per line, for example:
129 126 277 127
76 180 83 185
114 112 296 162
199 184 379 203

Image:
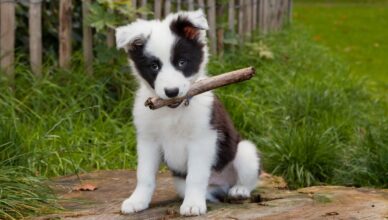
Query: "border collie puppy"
116 10 260 216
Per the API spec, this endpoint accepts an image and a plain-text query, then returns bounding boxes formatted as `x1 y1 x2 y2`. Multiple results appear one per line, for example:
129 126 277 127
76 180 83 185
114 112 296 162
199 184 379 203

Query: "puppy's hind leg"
173 177 186 199
228 140 260 199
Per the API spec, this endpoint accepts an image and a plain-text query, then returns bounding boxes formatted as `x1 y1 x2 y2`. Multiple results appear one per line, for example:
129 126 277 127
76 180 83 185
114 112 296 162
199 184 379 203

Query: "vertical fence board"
188 0 194 11
258 0 263 31
278 0 284 29
141 0 147 19
164 0 171 16
252 0 257 31
197 0 205 9
132 0 137 7
82 0 93 75
59 0 72 69
245 0 252 37
238 0 244 41
256 0 260 29
216 3 225 56
272 0 276 31
177 0 181 11
29 0 42 77
207 0 217 54
288 0 292 24
269 0 275 31
260 0 269 34
154 0 162 19
132 0 138 18
228 0 235 33
0 0 15 83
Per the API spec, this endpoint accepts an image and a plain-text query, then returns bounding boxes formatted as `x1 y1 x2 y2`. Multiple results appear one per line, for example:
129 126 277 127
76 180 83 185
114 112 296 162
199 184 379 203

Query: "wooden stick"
145 67 255 110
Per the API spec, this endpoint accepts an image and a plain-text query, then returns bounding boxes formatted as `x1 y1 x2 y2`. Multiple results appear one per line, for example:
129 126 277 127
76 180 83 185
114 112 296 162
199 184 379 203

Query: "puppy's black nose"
164 87 179 98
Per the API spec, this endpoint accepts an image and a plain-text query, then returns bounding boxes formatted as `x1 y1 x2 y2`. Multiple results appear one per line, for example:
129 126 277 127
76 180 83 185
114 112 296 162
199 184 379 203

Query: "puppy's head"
116 10 209 99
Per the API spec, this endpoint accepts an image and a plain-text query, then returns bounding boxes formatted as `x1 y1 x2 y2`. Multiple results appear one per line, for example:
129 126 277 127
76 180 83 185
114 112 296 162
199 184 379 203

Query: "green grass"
209 27 388 189
294 0 388 88
0 23 388 218
1 54 138 177
0 166 59 219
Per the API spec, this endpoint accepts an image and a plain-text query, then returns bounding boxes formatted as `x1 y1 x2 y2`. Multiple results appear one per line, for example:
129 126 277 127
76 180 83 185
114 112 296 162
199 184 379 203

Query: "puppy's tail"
233 140 261 191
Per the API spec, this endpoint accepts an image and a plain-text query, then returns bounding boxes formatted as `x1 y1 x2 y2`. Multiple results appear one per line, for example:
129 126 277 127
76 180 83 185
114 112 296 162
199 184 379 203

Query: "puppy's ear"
169 9 209 41
115 19 152 51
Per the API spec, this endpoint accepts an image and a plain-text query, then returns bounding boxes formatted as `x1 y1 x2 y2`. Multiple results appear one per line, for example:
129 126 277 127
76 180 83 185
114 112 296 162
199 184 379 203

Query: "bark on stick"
145 67 255 110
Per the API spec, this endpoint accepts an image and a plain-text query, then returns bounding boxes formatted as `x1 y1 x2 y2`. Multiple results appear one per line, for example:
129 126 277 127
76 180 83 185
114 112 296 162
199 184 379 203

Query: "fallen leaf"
73 183 98 191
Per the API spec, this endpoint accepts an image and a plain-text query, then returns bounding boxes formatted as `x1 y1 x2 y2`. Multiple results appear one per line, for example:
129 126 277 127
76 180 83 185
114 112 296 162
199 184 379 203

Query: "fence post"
288 0 292 24
82 0 93 75
216 2 225 56
177 0 181 11
256 0 261 29
259 0 269 34
207 0 217 55
154 0 162 19
238 0 244 42
245 0 252 38
164 0 171 16
272 0 278 31
59 0 72 69
188 0 194 11
141 0 147 19
228 0 235 33
197 0 205 9
106 8 115 49
132 0 137 8
29 0 42 77
132 0 141 19
252 0 257 31
0 0 15 84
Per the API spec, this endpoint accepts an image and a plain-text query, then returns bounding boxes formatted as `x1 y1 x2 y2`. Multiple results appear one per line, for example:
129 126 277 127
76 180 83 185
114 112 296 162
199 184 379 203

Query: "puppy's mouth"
167 102 182 108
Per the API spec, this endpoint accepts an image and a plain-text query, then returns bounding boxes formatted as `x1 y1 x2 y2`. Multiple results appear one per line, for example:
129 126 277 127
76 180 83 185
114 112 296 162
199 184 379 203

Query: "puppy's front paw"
180 200 207 216
121 198 149 214
228 185 250 199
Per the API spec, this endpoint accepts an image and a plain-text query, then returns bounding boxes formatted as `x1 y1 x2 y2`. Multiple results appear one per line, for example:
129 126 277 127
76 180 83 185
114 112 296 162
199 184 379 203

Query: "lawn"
294 0 388 89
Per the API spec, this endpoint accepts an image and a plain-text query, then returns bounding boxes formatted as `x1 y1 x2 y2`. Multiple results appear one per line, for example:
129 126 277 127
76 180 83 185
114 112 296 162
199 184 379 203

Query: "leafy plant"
86 0 149 32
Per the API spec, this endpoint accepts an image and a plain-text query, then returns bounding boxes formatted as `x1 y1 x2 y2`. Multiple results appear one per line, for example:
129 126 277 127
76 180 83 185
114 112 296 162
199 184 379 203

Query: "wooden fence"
0 0 292 82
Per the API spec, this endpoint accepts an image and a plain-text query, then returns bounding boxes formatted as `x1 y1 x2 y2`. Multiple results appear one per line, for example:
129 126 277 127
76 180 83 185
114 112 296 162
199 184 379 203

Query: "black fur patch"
170 17 204 77
128 42 162 89
170 16 201 40
211 96 241 171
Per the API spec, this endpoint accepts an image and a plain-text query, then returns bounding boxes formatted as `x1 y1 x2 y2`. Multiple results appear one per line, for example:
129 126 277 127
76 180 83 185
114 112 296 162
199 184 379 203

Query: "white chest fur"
133 86 216 173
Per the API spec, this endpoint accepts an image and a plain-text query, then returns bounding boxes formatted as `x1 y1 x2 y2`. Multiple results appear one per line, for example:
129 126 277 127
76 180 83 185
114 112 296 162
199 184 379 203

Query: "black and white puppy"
116 10 260 216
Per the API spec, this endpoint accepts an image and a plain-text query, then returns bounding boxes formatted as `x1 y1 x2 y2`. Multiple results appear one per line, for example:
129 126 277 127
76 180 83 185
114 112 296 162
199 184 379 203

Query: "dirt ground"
35 170 388 220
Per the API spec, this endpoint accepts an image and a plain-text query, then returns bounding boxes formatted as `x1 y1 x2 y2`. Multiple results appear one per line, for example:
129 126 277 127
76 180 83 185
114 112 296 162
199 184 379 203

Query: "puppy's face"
116 10 209 99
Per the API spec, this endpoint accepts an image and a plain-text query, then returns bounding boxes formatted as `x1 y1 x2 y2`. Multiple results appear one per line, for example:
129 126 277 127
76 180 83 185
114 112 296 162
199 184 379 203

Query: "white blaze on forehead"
144 22 176 65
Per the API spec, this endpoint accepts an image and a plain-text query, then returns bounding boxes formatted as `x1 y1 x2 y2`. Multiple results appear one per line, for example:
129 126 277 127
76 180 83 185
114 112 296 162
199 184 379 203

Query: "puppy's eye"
178 59 187 68
150 62 160 71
